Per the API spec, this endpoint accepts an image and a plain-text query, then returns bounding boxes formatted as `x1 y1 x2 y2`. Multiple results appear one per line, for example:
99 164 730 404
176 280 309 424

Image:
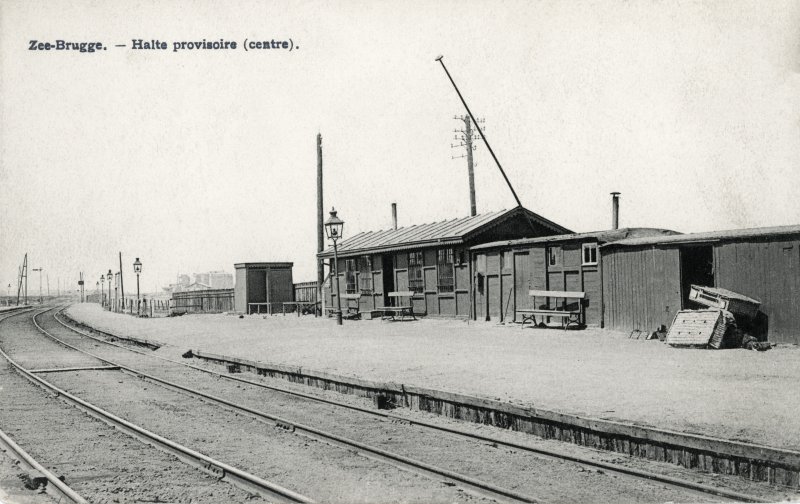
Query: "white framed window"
582 243 598 265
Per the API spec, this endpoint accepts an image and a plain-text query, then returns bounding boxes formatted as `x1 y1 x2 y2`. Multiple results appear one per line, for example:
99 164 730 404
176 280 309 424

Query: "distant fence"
293 281 318 303
171 289 234 314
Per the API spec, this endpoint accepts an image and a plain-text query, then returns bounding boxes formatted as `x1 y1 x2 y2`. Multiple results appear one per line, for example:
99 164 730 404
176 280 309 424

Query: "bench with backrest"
375 291 416 321
517 289 585 330
325 293 362 319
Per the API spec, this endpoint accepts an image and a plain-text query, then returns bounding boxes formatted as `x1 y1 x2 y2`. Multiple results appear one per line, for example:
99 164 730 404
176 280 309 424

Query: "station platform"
64 303 800 454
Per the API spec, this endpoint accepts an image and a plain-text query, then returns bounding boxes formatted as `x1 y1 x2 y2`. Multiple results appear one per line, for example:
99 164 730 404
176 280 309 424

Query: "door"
487 275 501 320
680 245 714 308
382 254 395 305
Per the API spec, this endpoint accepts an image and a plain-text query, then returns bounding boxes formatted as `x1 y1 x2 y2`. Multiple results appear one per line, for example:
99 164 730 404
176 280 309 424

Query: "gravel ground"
0 451 57 504
66 304 800 451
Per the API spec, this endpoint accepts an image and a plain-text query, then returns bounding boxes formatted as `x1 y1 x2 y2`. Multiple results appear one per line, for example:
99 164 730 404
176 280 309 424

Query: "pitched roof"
470 227 679 251
603 224 800 248
318 207 571 258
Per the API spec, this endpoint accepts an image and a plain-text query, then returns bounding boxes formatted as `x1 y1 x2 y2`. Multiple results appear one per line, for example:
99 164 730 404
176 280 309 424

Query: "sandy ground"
66 303 800 451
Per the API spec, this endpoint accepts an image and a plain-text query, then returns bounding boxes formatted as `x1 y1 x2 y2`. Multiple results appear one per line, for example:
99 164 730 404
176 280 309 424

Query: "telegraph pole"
451 115 484 216
119 252 125 309
316 133 324 316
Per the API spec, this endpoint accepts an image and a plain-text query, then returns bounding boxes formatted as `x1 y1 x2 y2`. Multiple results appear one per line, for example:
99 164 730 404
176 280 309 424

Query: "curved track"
1 305 774 503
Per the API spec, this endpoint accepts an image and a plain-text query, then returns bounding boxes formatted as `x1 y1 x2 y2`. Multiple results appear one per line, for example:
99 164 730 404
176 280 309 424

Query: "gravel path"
66 304 800 451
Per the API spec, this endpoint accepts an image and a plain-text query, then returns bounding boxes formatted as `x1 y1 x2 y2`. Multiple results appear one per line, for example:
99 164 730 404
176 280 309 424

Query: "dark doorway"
680 245 714 308
381 254 395 305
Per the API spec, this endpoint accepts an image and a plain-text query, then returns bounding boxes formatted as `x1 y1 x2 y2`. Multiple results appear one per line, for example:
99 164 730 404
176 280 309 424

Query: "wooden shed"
602 225 800 344
233 262 294 314
470 228 677 324
317 206 571 318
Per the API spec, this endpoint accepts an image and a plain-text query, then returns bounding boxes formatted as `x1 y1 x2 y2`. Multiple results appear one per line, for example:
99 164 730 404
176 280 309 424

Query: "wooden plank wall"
326 247 471 318
602 247 681 333
714 238 800 344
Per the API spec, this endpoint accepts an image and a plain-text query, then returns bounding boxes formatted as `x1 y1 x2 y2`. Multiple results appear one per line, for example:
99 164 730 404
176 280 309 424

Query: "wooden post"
316 133 324 317
464 117 477 216
119 252 125 303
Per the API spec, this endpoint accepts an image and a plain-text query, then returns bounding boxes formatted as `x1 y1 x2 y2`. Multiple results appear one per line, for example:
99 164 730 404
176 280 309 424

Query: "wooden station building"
318 206 570 318
470 228 678 325
601 225 800 344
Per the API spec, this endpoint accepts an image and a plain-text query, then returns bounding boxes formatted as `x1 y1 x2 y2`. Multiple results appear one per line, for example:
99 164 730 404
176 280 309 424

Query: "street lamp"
133 257 142 315
107 269 113 311
324 207 345 326
96 281 100 304
100 275 105 306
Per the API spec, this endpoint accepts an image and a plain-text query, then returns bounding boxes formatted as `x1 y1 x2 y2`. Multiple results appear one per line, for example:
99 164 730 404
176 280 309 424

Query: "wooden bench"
340 293 362 320
517 290 585 330
375 291 416 321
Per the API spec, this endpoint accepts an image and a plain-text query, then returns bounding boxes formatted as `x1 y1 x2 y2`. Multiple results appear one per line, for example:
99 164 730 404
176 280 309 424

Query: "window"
437 249 455 293
358 255 372 293
345 259 357 293
548 247 560 266
408 251 424 293
582 243 598 265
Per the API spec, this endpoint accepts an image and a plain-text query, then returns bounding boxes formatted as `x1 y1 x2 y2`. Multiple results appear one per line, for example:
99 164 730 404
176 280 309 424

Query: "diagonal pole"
435 56 539 233
436 55 523 208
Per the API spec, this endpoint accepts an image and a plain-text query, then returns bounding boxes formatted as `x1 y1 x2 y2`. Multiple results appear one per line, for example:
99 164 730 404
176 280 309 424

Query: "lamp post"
100 275 105 306
133 257 142 316
114 273 119 312
107 269 113 311
324 207 345 326
96 281 100 304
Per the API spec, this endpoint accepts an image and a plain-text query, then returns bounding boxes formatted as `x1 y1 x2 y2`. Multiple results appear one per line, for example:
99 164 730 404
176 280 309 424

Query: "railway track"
4 307 542 503
49 308 773 502
0 308 309 503
1 305 775 503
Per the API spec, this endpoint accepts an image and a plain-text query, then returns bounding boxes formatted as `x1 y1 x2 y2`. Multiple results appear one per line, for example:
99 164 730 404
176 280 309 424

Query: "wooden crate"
666 309 727 348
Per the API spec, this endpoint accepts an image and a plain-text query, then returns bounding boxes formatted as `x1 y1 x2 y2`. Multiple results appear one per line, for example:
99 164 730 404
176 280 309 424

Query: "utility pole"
451 115 484 216
316 133 324 317
16 254 28 305
46 274 50 298
119 252 125 309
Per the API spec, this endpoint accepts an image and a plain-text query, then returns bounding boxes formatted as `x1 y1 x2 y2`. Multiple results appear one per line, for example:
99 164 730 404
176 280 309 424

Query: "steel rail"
36 309 545 503
2 308 314 504
0 426 88 504
52 309 765 503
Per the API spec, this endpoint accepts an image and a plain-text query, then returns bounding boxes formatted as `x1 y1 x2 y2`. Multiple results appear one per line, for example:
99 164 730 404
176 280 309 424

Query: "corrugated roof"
470 227 679 251
603 224 800 248
318 207 570 258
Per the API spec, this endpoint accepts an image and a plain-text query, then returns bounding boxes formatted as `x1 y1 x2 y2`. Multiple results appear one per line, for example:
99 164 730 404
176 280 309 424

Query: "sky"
1 0 799 296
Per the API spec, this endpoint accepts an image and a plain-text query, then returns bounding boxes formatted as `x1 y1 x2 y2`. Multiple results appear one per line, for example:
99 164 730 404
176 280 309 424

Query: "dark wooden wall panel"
714 239 800 344
602 247 681 333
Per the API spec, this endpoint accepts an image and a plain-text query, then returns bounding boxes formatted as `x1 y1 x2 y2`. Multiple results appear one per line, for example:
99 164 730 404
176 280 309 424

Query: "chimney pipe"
391 203 397 230
611 192 621 230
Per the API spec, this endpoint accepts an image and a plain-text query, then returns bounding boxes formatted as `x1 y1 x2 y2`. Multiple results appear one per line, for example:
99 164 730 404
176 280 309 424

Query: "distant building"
195 271 233 289
163 271 232 295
